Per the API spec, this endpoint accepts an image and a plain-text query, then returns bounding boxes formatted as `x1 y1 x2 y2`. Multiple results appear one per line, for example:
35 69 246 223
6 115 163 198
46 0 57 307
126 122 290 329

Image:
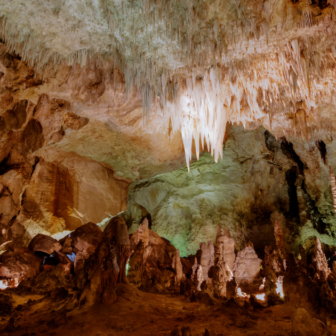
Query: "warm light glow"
256 293 265 301
237 287 250 298
0 280 8 290
126 258 130 276
276 277 284 298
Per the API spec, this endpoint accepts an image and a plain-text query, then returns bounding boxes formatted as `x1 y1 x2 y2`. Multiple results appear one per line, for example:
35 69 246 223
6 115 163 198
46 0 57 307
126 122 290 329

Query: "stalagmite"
233 243 262 287
329 167 336 213
172 249 184 286
274 220 286 260
191 257 198 282
213 249 233 298
198 241 215 281
313 237 331 280
196 265 204 291
215 226 235 271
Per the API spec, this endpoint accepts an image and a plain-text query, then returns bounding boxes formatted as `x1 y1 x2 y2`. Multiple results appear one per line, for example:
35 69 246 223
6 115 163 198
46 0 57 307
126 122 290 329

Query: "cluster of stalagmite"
1 216 336 318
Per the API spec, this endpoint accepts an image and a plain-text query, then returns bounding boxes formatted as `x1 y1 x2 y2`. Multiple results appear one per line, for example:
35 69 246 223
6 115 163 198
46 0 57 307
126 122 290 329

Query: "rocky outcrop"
77 217 130 305
128 218 190 291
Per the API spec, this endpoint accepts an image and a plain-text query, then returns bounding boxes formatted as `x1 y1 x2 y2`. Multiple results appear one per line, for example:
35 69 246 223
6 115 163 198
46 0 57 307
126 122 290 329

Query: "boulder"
71 222 103 254
0 248 42 282
28 234 62 255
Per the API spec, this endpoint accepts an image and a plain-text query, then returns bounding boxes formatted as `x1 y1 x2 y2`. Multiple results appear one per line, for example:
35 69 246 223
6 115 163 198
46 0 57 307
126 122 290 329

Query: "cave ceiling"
1 0 336 167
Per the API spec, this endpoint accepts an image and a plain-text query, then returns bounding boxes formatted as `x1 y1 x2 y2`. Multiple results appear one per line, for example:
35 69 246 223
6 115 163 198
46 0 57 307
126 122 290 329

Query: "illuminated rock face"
126 125 336 256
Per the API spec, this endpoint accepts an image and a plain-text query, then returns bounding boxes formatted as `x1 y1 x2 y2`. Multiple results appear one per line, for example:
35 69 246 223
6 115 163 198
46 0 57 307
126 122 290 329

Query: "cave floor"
1 284 335 336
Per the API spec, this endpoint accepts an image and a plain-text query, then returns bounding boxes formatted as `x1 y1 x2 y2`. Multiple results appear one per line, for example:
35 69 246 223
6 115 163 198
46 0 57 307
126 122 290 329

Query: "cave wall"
126 125 336 257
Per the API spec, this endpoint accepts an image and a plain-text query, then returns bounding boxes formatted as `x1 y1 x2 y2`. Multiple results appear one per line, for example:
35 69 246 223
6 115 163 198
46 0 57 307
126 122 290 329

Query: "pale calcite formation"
198 241 215 281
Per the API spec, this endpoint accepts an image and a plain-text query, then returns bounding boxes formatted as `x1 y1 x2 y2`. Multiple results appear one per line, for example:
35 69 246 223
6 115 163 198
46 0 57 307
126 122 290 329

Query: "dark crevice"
285 167 300 219
301 181 329 234
264 130 277 153
30 157 40 177
0 153 21 176
316 140 327 164
281 139 305 173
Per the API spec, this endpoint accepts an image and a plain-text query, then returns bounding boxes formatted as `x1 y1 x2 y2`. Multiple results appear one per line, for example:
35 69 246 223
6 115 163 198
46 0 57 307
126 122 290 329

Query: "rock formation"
77 217 130 305
128 218 178 290
313 237 331 281
130 218 149 249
